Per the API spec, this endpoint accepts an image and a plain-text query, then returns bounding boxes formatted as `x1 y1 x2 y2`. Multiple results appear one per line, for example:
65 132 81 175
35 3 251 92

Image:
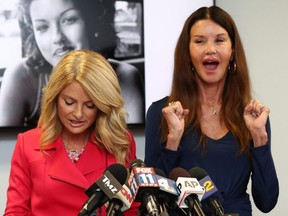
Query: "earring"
190 64 195 72
228 60 237 74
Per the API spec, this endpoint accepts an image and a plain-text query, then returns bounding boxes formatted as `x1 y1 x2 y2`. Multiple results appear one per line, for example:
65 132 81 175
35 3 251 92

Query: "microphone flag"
176 177 205 208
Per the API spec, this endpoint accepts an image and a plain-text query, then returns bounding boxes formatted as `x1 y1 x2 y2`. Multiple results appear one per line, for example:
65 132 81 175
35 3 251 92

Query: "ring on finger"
168 101 175 106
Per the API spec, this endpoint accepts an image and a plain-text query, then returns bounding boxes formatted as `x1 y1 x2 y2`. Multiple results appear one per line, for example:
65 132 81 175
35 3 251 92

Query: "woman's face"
189 19 233 86
30 0 90 67
57 81 97 136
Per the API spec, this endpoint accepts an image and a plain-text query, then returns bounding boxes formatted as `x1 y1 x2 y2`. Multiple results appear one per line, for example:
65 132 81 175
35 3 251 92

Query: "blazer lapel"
76 141 114 175
47 137 90 189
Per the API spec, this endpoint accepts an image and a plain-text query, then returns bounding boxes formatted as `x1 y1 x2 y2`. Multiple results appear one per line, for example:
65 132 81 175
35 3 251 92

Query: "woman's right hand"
162 101 189 151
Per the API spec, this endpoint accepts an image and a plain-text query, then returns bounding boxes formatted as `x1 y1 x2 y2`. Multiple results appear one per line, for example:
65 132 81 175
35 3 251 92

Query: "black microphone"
129 158 146 170
78 163 127 216
106 198 124 216
154 168 174 216
189 167 224 216
154 168 187 216
127 159 160 216
169 167 206 216
106 176 135 216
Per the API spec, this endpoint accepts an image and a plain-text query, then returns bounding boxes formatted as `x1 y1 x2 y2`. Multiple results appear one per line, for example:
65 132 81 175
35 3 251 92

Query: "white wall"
144 0 213 109
216 1 287 215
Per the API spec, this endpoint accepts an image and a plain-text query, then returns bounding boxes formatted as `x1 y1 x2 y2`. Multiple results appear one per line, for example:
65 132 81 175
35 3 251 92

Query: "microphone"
154 168 187 216
129 158 146 169
169 167 206 216
106 199 123 216
127 159 160 216
189 167 224 216
106 182 135 216
78 163 127 216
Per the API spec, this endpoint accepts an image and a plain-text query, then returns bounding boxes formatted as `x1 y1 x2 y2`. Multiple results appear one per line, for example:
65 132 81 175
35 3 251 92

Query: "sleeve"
144 98 181 175
4 133 32 216
250 118 279 213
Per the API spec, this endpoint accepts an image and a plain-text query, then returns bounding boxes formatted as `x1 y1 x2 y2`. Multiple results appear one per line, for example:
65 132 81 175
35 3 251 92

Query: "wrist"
251 129 268 147
166 133 182 151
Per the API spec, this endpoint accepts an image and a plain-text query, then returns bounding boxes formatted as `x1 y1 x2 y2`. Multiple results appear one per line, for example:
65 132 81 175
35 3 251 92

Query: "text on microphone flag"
176 177 205 208
96 170 123 199
132 167 158 186
108 184 135 212
155 174 179 196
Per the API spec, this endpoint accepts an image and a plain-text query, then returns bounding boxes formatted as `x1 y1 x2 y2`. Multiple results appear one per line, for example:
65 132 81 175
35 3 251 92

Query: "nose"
205 42 216 55
52 23 65 44
73 105 84 119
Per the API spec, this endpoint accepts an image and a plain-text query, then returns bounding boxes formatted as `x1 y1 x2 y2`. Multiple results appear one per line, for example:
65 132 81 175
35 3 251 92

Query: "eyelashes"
64 99 95 109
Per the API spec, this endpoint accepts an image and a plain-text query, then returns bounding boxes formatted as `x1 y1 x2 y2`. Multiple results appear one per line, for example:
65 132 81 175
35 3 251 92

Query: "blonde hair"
38 50 130 164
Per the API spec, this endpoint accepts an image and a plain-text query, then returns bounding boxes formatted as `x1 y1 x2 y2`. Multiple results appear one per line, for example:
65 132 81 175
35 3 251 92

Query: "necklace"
66 148 85 164
63 138 88 164
210 107 218 116
202 101 220 117
64 143 86 164
62 135 89 151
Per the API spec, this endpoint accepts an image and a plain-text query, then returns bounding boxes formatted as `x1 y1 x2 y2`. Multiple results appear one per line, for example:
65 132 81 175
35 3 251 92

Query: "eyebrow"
216 33 228 37
193 32 228 36
32 7 77 22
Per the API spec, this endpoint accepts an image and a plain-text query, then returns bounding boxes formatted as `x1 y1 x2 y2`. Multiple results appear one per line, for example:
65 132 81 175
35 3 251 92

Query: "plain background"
1 0 287 215
215 1 287 215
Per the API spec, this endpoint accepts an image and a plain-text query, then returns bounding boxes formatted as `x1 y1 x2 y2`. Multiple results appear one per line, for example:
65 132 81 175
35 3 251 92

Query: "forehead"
30 0 75 19
61 81 84 93
190 19 228 36
59 81 94 103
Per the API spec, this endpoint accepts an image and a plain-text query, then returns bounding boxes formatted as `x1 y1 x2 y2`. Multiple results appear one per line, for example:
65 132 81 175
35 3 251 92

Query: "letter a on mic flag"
176 177 205 208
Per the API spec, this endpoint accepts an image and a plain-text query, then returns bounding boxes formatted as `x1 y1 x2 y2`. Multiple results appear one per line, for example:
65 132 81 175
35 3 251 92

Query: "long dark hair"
162 6 252 155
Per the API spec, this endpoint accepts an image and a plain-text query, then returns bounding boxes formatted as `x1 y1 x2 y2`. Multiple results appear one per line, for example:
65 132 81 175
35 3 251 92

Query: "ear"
229 48 234 61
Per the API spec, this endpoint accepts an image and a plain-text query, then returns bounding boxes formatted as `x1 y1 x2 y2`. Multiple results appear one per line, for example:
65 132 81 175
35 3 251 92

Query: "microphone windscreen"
169 167 190 181
154 168 167 177
86 163 128 197
107 163 128 185
188 167 224 204
169 167 205 209
129 159 145 171
188 167 208 180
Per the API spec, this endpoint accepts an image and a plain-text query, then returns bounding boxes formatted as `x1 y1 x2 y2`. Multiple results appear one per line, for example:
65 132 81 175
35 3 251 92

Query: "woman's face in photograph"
30 0 90 67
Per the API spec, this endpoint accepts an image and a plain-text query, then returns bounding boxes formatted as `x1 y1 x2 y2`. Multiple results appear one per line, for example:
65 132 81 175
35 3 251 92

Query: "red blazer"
4 128 139 216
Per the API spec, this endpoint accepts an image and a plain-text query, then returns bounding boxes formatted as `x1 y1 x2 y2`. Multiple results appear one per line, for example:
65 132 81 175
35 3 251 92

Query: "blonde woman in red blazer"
4 50 140 216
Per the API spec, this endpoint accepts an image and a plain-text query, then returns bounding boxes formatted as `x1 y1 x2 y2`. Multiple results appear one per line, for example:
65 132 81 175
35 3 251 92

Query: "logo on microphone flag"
96 170 122 198
128 166 159 200
176 177 205 208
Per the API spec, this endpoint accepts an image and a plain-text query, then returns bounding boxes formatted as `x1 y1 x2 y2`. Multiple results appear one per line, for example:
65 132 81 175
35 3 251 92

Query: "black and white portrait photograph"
0 0 145 128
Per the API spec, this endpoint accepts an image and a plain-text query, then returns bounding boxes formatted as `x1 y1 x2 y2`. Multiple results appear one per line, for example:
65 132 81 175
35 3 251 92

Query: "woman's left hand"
243 99 270 147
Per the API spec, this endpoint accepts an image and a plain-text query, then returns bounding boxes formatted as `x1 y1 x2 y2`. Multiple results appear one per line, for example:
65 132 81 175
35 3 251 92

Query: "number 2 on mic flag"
199 175 223 201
